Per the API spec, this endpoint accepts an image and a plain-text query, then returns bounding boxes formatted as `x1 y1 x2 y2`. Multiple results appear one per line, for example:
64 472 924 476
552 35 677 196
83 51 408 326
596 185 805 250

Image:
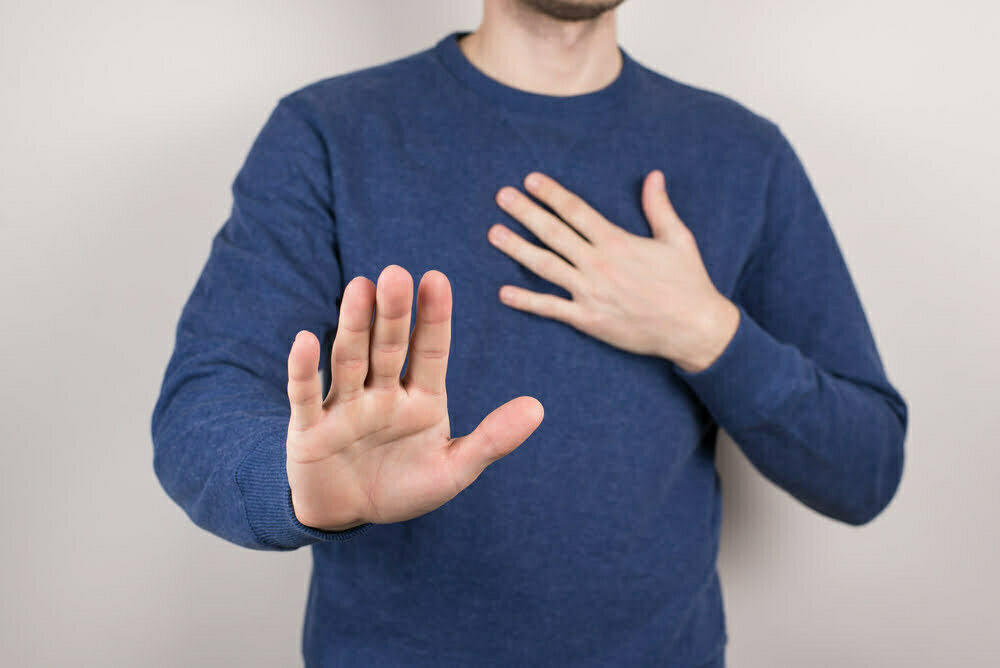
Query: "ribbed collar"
432 30 638 115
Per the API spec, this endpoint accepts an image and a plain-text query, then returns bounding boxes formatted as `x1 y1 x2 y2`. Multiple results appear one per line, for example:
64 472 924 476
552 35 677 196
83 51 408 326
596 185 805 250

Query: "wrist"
673 294 740 374
290 484 367 532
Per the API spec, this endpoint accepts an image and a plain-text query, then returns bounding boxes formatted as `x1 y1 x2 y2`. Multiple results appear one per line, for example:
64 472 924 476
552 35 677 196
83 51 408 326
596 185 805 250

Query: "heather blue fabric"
151 30 907 668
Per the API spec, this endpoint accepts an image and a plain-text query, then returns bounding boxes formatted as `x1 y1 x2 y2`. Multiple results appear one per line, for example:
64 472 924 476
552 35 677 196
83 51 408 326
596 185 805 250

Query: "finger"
447 396 544 489
487 224 581 294
401 270 452 398
496 185 592 268
641 169 682 241
328 276 376 404
287 330 324 432
521 171 618 245
498 285 587 329
366 264 413 392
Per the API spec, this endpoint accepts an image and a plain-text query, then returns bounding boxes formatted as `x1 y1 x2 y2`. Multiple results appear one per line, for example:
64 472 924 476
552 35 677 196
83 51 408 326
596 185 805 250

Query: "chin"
517 0 628 22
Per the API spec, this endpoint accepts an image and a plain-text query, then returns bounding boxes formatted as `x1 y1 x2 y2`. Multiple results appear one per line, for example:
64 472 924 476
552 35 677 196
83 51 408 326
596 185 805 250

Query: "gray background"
2 1 997 665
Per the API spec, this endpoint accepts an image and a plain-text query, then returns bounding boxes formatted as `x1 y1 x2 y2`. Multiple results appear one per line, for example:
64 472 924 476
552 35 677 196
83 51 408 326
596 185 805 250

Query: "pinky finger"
287 330 324 433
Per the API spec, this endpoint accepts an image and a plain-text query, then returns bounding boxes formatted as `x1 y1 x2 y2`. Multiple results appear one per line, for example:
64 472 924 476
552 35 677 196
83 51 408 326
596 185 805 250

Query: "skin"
286 0 740 531
458 0 625 97
489 170 741 372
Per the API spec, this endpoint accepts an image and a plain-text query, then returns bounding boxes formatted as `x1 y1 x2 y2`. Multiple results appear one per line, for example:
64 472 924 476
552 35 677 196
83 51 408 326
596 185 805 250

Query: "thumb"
642 169 682 241
447 396 544 489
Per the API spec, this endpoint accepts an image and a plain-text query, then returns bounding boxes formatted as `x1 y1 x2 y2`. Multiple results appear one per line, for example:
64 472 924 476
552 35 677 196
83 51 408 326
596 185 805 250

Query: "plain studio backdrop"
1 1 997 665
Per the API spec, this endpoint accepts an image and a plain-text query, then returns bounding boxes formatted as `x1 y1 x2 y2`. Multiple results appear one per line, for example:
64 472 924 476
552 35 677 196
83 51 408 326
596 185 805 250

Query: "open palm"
285 265 544 531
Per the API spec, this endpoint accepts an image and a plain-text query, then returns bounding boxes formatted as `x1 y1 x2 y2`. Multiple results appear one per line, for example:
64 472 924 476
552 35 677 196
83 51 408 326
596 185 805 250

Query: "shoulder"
273 46 441 126
630 57 784 160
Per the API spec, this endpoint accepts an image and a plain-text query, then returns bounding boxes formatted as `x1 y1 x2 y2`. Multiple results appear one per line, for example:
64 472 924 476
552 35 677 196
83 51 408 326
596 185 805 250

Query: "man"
151 0 908 665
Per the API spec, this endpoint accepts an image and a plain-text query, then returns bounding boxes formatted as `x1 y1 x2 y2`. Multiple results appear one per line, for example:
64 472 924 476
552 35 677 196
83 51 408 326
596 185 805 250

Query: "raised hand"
284 265 545 531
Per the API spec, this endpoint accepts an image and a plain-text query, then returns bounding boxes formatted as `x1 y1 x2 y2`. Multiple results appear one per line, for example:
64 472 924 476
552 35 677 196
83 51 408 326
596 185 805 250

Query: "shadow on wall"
715 430 794 581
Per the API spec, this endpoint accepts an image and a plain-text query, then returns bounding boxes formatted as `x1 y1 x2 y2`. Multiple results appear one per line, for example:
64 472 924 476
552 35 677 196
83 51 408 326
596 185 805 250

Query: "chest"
326 110 759 306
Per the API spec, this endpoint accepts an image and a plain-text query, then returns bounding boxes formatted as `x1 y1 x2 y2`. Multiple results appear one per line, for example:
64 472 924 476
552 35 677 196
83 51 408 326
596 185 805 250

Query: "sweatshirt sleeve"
672 124 908 526
150 96 375 550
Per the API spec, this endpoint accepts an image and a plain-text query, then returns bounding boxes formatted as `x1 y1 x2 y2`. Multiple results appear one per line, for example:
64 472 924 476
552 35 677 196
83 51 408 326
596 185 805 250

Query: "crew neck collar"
432 30 637 115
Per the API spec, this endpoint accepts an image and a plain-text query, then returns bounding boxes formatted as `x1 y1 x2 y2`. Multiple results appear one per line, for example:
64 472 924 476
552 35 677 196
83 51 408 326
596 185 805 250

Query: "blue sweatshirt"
151 30 908 667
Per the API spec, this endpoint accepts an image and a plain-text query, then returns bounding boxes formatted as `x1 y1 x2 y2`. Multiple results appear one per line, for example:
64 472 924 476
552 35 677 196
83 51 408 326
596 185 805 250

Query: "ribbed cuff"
671 303 807 433
234 420 375 550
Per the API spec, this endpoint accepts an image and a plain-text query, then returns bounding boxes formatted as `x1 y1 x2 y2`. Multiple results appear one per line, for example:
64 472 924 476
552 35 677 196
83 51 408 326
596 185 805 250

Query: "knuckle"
576 307 599 328
408 382 446 399
286 420 314 435
560 303 581 325
287 381 321 404
564 306 592 332
529 215 552 238
334 386 365 404
367 381 398 395
414 346 448 360
542 299 565 321
334 352 365 369
338 321 371 335
533 251 556 274
371 341 406 354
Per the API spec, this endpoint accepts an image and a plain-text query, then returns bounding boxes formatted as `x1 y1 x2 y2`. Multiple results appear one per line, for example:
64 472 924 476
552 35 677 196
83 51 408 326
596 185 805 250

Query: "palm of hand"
285 265 543 531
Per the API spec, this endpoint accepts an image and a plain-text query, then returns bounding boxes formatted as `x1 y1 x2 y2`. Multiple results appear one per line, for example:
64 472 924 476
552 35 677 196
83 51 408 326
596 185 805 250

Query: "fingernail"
497 187 515 206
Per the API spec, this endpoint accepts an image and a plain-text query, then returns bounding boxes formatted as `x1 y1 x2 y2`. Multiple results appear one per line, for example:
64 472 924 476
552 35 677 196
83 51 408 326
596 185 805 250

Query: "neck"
458 0 622 97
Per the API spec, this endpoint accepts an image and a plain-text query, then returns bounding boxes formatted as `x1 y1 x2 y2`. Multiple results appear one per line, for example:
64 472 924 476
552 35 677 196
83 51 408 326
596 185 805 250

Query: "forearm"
152 357 298 551
670 301 907 525
151 96 376 550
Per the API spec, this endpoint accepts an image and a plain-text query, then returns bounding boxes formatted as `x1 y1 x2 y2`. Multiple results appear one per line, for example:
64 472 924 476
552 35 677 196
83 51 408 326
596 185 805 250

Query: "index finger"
522 171 618 245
